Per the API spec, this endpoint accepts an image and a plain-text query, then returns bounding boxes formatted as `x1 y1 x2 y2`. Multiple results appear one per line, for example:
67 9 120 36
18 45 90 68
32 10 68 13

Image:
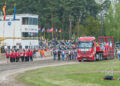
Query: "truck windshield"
78 41 93 48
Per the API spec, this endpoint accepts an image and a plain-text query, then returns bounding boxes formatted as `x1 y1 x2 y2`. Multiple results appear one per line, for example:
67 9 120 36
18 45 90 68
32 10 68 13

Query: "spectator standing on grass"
74 49 77 60
17 50 21 62
29 49 33 61
58 49 61 61
21 49 25 62
115 48 118 59
61 50 65 61
118 50 120 60
13 50 16 62
53 50 57 60
25 50 29 62
68 49 71 60
10 50 14 63
118 49 120 60
15 50 18 62
33 48 36 58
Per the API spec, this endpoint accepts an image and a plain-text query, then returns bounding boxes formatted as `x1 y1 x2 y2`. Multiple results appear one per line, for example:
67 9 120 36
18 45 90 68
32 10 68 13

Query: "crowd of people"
4 40 77 63
53 47 77 61
51 40 77 61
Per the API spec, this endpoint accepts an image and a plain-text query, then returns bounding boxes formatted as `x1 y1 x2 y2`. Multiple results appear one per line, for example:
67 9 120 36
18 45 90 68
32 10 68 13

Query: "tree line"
1 0 119 41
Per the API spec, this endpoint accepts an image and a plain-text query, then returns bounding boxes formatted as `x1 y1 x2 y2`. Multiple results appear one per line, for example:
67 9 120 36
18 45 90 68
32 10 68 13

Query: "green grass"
18 60 120 86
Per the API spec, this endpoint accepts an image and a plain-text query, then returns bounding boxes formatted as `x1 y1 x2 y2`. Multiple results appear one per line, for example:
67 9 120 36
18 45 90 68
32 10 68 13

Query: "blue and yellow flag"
2 3 6 20
13 3 16 20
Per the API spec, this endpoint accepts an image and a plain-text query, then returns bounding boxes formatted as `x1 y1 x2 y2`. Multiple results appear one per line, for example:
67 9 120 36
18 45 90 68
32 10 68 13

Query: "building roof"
0 14 39 18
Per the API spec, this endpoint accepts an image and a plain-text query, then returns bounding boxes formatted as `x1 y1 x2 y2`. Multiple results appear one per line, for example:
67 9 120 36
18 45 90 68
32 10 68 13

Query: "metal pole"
13 21 15 46
69 19 72 40
44 31 45 40
3 21 5 46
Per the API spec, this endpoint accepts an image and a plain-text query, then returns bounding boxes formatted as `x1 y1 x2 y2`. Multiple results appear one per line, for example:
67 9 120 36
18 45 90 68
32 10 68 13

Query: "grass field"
18 60 120 86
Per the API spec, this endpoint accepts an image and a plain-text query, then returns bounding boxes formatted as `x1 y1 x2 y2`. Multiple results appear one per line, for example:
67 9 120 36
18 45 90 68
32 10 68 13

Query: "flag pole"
60 30 62 40
3 21 5 46
52 24 53 40
44 31 45 40
13 3 16 47
2 3 6 47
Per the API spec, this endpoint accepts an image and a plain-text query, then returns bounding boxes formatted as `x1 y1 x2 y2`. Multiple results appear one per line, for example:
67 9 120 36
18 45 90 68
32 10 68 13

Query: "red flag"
42 27 45 32
47 28 50 32
55 29 58 32
38 27 41 31
3 4 6 21
49 27 53 32
38 27 41 29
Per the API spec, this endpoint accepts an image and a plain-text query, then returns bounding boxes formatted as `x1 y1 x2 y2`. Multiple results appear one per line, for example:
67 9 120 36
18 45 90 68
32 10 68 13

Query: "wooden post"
69 19 72 40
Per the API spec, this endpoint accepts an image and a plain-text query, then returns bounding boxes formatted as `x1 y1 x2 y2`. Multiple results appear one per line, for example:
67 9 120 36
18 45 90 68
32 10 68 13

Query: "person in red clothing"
21 49 25 62
29 49 33 61
25 50 29 62
10 50 14 62
16 50 21 62
5 51 9 59
14 50 18 62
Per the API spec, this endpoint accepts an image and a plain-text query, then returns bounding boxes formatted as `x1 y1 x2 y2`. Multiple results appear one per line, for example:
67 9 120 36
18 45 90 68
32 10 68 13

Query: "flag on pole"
13 3 16 20
42 27 45 32
38 27 41 31
49 27 53 32
47 28 50 32
55 29 58 32
59 29 61 32
2 3 6 21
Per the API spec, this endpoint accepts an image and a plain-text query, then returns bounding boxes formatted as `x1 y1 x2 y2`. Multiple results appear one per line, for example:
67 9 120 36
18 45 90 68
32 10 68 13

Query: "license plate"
82 58 87 60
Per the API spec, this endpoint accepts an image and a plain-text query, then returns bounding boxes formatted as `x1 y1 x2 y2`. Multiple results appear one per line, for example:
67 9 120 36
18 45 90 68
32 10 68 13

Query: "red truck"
77 36 114 61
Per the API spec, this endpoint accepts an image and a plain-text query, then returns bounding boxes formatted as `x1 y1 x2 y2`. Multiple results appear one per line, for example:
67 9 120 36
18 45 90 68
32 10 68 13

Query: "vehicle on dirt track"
77 36 114 61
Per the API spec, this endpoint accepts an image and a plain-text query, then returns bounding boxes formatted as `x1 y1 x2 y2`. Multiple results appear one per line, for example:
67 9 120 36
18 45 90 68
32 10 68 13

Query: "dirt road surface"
0 58 77 86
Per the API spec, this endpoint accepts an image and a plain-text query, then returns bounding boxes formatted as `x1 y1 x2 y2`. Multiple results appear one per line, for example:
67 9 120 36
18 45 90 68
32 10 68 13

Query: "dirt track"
0 59 77 86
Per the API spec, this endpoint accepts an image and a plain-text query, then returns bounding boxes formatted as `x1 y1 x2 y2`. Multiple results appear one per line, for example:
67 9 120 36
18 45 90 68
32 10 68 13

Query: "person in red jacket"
16 50 21 62
14 50 18 62
25 50 29 62
21 49 25 62
29 50 33 61
10 50 14 63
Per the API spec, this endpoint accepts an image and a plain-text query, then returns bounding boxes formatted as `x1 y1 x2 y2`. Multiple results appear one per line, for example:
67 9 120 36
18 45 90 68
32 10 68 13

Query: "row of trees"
105 0 120 41
0 0 120 41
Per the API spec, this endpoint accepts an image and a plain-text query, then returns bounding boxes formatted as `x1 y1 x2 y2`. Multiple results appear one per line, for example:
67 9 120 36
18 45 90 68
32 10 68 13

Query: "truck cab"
77 37 96 61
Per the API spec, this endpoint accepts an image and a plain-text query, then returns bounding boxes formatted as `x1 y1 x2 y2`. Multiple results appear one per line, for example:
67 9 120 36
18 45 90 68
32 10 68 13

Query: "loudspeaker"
104 76 113 80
